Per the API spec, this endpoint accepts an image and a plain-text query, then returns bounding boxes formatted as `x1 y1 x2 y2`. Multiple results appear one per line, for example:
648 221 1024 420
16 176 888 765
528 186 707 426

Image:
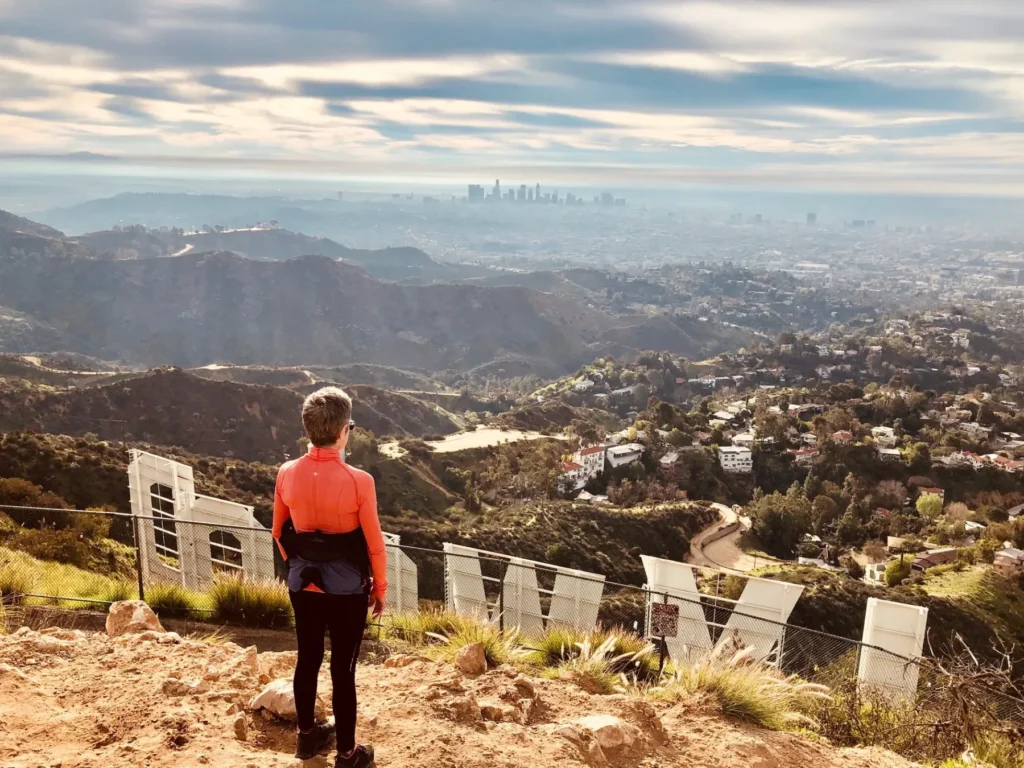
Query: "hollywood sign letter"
641 556 804 663
443 543 605 634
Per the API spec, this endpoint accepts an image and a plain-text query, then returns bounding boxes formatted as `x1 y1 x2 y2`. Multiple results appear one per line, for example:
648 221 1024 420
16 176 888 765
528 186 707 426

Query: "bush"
0 563 35 604
209 575 292 628
654 648 830 729
884 559 912 587
16 528 91 570
145 582 206 619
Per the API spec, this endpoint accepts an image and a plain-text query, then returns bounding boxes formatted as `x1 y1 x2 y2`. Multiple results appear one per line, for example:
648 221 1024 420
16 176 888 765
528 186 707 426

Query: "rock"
448 694 481 723
257 651 297 680
479 702 513 723
574 714 638 751
553 724 583 745
0 663 33 684
233 714 248 741
513 676 536 699
249 679 326 723
163 677 211 697
384 654 432 669
455 643 487 676
106 601 164 637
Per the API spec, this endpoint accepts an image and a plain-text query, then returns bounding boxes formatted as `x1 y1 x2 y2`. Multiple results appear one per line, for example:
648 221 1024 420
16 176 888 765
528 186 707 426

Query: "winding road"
688 502 779 573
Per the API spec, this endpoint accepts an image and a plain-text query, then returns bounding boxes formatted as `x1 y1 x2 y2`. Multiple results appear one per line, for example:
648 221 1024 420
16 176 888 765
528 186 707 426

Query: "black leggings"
289 590 368 750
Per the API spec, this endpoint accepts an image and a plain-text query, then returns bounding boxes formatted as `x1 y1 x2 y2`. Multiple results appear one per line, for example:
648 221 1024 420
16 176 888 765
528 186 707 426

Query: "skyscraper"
493 179 501 199
535 183 541 202
520 184 527 203
468 184 485 203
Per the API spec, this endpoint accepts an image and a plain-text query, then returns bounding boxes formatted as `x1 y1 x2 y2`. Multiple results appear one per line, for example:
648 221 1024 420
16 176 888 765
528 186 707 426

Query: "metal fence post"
498 557 508 634
131 513 145 603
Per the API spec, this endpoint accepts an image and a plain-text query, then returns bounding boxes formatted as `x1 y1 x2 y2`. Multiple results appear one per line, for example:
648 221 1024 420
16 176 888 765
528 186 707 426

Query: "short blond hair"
301 386 352 447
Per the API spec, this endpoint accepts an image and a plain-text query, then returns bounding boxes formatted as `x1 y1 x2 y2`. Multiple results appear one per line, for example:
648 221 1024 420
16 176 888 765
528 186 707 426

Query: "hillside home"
788 447 820 466
878 447 903 462
606 443 645 469
718 446 753 474
659 452 679 468
831 430 854 444
958 422 992 441
864 562 888 585
573 445 606 480
574 379 594 392
917 486 945 501
994 548 1024 578
559 461 587 491
871 426 897 447
732 432 756 448
912 548 958 572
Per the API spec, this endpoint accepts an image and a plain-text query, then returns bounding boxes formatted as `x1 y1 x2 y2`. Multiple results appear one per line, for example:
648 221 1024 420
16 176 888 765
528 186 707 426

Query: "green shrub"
92 580 137 604
0 563 35 604
16 528 92 570
145 582 206 619
209 575 292 628
884 559 912 586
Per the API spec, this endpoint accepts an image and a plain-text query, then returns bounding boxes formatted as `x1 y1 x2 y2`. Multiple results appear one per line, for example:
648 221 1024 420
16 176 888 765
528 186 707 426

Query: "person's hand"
368 592 385 619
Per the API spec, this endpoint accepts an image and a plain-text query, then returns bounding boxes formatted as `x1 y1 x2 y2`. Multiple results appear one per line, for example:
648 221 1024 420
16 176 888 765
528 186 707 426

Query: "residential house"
947 451 986 469
713 410 737 423
831 430 854 444
732 432 756 448
958 422 992 441
994 548 1024 578
951 329 970 348
573 379 595 393
801 433 818 446
878 447 903 462
659 452 679 468
912 548 959 572
573 445 606 480
606 443 645 469
559 461 587 492
917 486 945 501
864 562 888 585
718 446 753 474
871 426 897 447
788 447 820 467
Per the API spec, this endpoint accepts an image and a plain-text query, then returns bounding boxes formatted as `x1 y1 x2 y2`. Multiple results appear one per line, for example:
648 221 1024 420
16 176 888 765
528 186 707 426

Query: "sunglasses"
349 419 356 429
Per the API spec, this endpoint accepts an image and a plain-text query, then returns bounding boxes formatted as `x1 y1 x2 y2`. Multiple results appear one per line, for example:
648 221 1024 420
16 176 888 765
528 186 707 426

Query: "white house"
718 446 753 474
871 426 897 447
864 562 889 585
559 461 587 491
789 447 820 466
606 443 645 469
732 432 756 448
573 379 594 393
659 452 679 468
878 447 903 462
959 422 992 441
573 445 606 479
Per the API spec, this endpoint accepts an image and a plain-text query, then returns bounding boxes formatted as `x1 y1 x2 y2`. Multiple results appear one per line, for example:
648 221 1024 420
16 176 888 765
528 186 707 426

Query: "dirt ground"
0 624 920 768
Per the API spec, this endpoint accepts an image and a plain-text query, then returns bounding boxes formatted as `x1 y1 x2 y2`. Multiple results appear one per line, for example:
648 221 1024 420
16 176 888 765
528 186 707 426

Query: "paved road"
688 502 779 573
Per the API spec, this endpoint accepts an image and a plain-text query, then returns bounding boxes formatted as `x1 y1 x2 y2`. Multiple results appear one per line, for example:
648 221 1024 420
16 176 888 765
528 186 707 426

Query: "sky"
2 0 1024 196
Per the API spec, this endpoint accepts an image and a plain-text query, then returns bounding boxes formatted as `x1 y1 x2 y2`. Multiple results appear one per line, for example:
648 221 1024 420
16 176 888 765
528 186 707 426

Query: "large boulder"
106 601 164 637
455 643 487 676
249 679 326 722
573 714 639 751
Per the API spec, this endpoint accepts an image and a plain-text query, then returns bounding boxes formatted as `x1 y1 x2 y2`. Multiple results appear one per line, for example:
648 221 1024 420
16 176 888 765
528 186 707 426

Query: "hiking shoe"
335 744 375 768
295 722 336 760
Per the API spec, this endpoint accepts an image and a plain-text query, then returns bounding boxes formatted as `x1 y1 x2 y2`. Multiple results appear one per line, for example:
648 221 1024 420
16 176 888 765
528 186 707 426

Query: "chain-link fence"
2 503 1023 726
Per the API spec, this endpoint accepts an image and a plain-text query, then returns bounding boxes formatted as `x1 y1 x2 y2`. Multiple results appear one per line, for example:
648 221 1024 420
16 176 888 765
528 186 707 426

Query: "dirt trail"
0 623 919 768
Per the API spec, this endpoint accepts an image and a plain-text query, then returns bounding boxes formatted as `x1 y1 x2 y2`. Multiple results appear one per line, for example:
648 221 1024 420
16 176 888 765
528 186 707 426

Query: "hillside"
0 250 612 375
0 210 64 238
0 625 915 768
188 363 444 392
0 369 459 461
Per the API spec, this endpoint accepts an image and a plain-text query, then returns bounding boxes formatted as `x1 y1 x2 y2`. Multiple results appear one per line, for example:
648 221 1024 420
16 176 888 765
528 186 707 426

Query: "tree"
811 495 840 535
836 507 867 546
863 539 889 563
916 493 944 521
874 479 908 510
748 484 813 558
884 558 912 587
944 502 972 524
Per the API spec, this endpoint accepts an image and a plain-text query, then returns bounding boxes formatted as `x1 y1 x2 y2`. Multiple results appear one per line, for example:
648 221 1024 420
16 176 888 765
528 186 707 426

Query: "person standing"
273 387 386 768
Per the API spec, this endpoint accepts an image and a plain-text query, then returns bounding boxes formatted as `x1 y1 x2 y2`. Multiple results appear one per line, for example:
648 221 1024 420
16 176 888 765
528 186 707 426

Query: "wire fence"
2 503 1023 725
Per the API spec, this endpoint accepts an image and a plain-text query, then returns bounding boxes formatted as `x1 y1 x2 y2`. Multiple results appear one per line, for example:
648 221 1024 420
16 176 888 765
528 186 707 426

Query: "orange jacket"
273 446 387 598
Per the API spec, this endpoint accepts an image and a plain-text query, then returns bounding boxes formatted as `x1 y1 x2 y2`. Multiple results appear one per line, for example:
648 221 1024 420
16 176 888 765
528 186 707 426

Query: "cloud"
0 0 1022 195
